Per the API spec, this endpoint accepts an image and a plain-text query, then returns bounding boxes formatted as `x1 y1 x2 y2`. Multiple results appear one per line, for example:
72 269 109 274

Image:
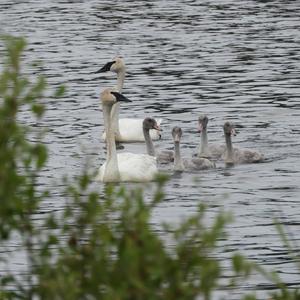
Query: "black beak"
111 91 132 102
95 61 115 73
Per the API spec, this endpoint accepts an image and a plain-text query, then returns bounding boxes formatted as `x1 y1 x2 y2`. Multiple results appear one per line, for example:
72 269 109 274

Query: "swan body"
102 118 162 142
97 152 157 182
172 127 215 172
156 150 174 164
96 88 158 182
143 118 174 163
223 121 264 165
97 57 162 142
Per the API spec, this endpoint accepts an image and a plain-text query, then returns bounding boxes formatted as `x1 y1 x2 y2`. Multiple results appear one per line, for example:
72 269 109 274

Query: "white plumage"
97 153 157 182
97 57 162 142
96 88 158 183
102 118 162 142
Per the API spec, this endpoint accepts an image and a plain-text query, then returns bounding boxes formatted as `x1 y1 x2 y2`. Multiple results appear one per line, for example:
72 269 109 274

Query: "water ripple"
1 0 300 298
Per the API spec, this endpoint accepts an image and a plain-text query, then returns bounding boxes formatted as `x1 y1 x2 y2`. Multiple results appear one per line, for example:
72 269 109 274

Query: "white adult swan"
223 121 264 165
197 115 225 159
172 127 215 172
143 117 174 164
97 57 162 142
96 88 158 182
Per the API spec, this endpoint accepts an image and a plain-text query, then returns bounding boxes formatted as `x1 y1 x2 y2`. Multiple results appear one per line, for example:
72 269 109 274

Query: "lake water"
1 0 300 298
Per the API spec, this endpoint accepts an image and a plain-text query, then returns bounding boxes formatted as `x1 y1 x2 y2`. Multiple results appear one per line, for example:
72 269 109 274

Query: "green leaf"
33 144 48 168
31 103 45 117
54 85 66 98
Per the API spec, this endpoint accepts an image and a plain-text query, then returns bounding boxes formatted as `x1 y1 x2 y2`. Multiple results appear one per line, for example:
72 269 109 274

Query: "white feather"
97 89 159 183
99 58 163 142
102 118 162 142
97 152 158 182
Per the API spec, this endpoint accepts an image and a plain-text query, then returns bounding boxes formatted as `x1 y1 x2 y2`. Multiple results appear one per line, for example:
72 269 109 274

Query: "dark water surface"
1 0 300 298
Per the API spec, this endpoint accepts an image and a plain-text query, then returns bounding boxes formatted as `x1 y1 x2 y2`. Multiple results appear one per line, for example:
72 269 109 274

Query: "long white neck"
198 127 210 158
111 103 121 138
225 133 234 164
174 142 184 171
116 68 125 92
102 104 120 182
144 127 156 156
111 68 126 138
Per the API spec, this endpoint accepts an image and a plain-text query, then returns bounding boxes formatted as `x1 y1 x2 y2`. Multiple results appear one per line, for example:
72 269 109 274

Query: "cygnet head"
96 57 125 74
198 115 209 132
100 88 131 106
143 117 161 131
223 121 236 136
172 126 182 143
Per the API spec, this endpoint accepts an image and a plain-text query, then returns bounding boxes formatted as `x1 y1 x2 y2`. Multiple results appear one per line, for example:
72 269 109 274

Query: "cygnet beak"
198 123 203 133
174 134 181 143
153 124 162 131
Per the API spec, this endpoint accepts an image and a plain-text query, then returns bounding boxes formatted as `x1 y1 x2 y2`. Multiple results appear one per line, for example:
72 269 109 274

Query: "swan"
172 126 215 172
97 57 162 142
223 121 264 165
197 115 225 159
96 88 158 182
143 117 174 164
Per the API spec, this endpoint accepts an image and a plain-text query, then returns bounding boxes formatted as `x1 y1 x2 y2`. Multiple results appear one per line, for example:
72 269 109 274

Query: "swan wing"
237 149 264 164
96 153 158 182
118 118 162 142
189 157 216 170
96 164 105 181
102 118 163 142
157 150 174 164
209 144 226 159
118 152 158 182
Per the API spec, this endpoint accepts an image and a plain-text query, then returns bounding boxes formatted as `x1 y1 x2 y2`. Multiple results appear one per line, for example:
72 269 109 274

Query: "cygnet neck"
198 126 210 157
144 127 156 156
174 141 184 171
225 133 234 164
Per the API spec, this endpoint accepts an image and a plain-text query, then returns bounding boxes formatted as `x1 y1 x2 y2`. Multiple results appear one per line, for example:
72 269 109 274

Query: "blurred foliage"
0 36 46 240
0 36 299 300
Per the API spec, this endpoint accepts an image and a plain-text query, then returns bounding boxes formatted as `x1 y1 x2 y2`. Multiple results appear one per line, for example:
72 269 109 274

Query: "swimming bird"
143 117 174 164
172 126 215 172
197 115 225 159
97 57 162 142
96 89 158 182
223 121 264 165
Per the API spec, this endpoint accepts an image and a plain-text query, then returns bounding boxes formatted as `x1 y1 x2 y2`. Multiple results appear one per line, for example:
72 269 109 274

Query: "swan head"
96 57 125 74
100 88 131 106
143 117 161 131
110 57 125 73
198 115 209 132
223 121 236 136
172 126 182 143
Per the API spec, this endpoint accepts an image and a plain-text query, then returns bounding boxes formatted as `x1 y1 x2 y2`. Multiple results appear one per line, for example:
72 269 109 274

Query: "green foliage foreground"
0 36 299 300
